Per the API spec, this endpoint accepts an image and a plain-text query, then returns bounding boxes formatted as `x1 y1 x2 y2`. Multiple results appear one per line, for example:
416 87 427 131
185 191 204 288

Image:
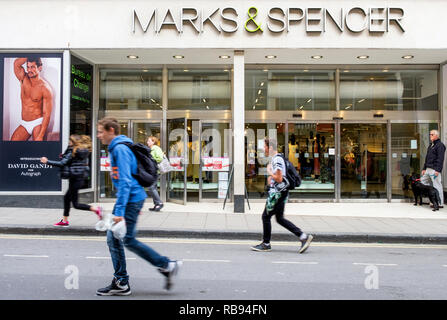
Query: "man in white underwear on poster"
10 57 53 141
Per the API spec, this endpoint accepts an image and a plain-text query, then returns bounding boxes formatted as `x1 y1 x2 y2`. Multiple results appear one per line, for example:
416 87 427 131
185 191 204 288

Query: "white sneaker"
299 234 313 254
159 260 183 291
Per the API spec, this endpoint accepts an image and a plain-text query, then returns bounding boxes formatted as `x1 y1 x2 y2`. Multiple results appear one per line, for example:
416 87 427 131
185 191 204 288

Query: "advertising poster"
218 171 229 199
100 156 111 172
202 157 230 171
169 157 184 171
0 53 63 191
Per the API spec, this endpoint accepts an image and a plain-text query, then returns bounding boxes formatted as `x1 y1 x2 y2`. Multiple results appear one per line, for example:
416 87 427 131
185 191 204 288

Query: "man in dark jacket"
421 130 446 206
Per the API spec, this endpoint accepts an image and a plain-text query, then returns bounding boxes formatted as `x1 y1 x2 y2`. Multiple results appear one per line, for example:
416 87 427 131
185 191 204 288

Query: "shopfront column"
442 64 447 199
233 50 245 212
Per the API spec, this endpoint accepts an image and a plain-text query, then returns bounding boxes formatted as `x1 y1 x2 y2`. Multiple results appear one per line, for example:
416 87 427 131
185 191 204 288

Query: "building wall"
0 0 445 50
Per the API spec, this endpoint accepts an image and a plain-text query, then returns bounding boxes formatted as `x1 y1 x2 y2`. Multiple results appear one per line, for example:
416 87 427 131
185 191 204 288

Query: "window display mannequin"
169 136 184 158
247 140 257 183
288 134 299 168
319 135 329 183
202 136 214 183
313 133 321 181
191 137 202 183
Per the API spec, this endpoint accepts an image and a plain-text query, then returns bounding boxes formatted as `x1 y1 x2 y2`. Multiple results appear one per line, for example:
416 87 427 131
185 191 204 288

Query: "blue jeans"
107 200 170 284
147 181 162 206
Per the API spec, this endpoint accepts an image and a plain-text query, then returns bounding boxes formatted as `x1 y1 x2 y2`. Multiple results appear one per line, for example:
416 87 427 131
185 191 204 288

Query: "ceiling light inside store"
263 69 268 72
382 69 389 72
143 69 149 72
206 106 210 109
299 106 304 110
343 70 350 73
183 69 189 72
253 106 256 110
223 69 229 72
258 90 262 95
357 55 369 59
358 99 365 103
311 55 323 60
260 82 265 87
265 55 277 59
307 99 312 103
402 55 414 59
303 69 309 72
173 55 184 59
219 55 231 59
127 55 139 59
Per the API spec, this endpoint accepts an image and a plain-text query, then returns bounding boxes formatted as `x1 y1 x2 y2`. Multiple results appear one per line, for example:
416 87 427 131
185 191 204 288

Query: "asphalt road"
1 234 447 300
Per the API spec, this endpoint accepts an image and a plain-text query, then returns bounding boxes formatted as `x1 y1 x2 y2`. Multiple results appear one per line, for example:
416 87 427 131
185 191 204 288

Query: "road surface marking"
1 234 447 250
353 263 397 266
86 256 136 260
183 259 231 263
272 261 319 265
4 254 48 258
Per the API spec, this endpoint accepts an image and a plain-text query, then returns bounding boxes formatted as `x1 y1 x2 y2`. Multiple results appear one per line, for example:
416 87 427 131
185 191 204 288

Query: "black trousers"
262 191 303 243
64 178 91 217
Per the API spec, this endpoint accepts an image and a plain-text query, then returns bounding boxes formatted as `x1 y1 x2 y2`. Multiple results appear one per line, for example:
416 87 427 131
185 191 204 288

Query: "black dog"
409 174 440 211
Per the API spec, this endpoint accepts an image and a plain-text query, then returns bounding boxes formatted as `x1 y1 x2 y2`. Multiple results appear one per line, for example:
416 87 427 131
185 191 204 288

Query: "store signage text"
71 61 93 105
133 7 405 34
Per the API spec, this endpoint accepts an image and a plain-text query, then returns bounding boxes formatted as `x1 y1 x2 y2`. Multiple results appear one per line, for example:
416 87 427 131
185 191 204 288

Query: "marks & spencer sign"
133 7 405 34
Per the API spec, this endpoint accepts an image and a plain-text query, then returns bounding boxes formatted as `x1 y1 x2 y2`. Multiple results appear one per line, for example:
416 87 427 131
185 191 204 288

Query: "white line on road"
4 254 48 258
2 234 447 250
183 259 231 263
86 256 136 260
353 263 397 266
272 261 319 265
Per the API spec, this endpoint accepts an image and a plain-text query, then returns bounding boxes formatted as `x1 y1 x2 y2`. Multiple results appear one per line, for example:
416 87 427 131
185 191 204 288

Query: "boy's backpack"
117 142 158 187
276 153 302 190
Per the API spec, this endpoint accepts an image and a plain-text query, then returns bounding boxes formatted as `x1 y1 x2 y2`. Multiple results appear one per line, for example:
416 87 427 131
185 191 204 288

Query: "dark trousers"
63 178 91 216
262 191 303 243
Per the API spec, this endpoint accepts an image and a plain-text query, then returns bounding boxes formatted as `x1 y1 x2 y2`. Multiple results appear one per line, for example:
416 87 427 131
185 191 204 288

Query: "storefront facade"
1 1 447 212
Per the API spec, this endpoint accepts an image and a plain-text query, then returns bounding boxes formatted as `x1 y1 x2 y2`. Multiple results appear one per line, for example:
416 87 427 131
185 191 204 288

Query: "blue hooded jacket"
108 135 147 217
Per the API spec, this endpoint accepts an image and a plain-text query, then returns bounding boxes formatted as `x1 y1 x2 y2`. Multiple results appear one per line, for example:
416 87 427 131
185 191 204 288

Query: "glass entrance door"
167 118 187 204
99 121 163 199
391 123 439 199
340 123 387 199
287 123 335 199
99 121 129 199
132 122 161 144
245 122 286 199
133 121 162 201
200 122 231 200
